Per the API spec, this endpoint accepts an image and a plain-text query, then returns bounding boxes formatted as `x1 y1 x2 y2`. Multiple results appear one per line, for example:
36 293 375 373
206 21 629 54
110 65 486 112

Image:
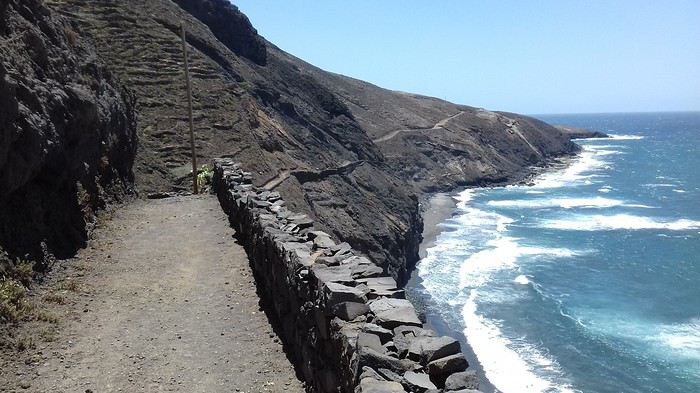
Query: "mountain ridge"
4 0 587 285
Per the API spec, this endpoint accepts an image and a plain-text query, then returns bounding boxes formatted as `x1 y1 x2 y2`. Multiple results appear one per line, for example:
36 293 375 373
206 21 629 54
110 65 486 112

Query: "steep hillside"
44 0 578 283
0 0 136 266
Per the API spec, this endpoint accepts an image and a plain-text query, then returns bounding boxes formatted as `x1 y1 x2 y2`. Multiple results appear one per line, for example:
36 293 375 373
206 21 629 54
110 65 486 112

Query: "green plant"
197 164 213 192
0 279 32 323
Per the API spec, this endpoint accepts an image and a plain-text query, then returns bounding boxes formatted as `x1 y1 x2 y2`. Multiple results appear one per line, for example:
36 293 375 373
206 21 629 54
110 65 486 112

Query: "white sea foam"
533 147 607 189
486 197 652 209
514 275 530 285
454 188 475 210
459 236 578 288
607 134 645 140
644 183 676 188
541 214 700 231
673 189 687 193
463 292 579 393
658 319 700 359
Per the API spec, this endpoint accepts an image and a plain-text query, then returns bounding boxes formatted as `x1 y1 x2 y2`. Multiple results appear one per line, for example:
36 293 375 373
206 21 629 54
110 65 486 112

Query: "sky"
233 1 700 115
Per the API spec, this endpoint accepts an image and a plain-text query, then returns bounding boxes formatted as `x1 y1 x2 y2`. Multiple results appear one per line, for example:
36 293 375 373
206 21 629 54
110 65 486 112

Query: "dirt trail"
372 111 465 143
15 195 304 392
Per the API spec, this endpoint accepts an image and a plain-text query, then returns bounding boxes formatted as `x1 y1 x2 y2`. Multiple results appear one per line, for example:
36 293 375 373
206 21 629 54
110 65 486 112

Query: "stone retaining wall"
213 158 482 393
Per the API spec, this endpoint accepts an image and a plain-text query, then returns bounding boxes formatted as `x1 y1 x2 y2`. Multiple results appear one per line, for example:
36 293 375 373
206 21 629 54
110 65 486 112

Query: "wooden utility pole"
181 24 198 194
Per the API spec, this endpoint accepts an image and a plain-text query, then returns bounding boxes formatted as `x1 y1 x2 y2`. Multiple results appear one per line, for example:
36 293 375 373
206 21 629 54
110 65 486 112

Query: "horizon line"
528 109 700 117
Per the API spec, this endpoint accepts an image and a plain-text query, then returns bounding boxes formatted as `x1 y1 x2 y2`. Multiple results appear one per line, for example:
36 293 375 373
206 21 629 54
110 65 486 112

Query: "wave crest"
540 214 700 231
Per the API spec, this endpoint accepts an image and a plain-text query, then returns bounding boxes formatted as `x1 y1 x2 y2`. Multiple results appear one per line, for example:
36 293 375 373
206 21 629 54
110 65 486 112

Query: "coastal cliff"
0 0 136 267
42 0 582 285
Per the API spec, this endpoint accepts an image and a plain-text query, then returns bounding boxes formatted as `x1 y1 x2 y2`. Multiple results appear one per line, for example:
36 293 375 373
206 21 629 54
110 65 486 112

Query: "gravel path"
20 195 304 392
372 111 465 143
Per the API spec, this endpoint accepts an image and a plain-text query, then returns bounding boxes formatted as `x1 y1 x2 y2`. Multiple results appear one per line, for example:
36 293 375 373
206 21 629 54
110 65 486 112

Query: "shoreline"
407 149 586 393
407 191 499 393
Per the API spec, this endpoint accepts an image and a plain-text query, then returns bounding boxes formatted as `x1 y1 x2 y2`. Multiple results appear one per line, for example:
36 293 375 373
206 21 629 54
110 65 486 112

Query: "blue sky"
233 1 700 114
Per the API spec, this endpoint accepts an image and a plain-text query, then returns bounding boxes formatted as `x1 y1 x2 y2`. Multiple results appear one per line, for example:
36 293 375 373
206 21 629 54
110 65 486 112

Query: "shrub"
197 164 213 192
0 279 31 323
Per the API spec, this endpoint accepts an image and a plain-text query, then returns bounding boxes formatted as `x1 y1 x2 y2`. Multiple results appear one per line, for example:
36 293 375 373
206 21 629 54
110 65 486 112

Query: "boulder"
403 371 437 392
314 234 336 249
331 242 353 255
369 299 421 329
359 366 385 382
358 378 407 393
359 277 405 298
445 370 479 391
362 323 394 343
312 264 355 285
375 308 422 329
288 213 314 228
407 336 461 365
323 282 367 309
358 333 385 353
427 353 468 381
351 263 384 279
377 368 403 383
369 298 414 314
358 347 413 374
333 301 370 321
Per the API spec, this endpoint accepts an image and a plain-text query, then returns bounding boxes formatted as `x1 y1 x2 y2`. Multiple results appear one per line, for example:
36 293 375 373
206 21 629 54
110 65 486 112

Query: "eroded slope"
44 0 577 283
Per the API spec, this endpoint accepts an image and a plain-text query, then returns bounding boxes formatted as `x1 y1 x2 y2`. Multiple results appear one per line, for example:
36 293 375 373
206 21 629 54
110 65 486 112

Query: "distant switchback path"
29 195 304 393
372 110 465 143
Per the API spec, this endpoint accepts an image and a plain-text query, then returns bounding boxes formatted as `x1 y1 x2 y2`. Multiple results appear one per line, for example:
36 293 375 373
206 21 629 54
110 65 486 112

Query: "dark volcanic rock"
333 301 370 321
403 371 437 392
445 370 480 391
171 0 267 65
555 125 609 139
427 353 469 383
407 336 461 365
0 0 136 264
358 378 406 393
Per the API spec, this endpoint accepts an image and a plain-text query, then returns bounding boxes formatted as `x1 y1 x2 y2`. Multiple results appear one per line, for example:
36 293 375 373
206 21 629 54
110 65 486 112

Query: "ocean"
412 112 700 392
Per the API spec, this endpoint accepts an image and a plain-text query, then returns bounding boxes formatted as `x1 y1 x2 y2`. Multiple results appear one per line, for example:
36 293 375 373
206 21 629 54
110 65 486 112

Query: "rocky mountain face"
0 0 136 266
9 0 580 284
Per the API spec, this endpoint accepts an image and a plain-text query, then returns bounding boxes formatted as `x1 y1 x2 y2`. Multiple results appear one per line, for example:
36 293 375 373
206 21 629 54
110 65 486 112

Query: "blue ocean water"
416 112 700 392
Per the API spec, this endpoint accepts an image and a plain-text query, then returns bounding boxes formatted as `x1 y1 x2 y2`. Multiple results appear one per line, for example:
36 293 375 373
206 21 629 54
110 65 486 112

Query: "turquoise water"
416 113 700 392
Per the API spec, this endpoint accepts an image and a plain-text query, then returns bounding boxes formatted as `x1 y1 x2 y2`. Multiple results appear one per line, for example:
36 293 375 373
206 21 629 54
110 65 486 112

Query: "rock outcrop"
0 0 136 264
214 159 483 393
555 125 609 139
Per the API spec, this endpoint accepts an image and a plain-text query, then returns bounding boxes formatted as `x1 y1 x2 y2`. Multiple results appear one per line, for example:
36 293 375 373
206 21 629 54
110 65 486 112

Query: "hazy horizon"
234 1 700 115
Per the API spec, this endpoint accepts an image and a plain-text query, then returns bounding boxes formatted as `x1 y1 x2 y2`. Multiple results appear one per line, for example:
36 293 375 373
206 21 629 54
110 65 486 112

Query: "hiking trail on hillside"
1 195 304 393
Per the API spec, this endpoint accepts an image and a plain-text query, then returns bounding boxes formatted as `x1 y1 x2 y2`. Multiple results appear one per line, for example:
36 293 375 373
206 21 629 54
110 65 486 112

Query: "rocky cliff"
41 0 579 285
0 0 136 267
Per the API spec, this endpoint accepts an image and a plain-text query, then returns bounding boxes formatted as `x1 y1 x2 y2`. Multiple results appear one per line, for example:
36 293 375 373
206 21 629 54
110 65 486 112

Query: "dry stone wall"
213 158 483 393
